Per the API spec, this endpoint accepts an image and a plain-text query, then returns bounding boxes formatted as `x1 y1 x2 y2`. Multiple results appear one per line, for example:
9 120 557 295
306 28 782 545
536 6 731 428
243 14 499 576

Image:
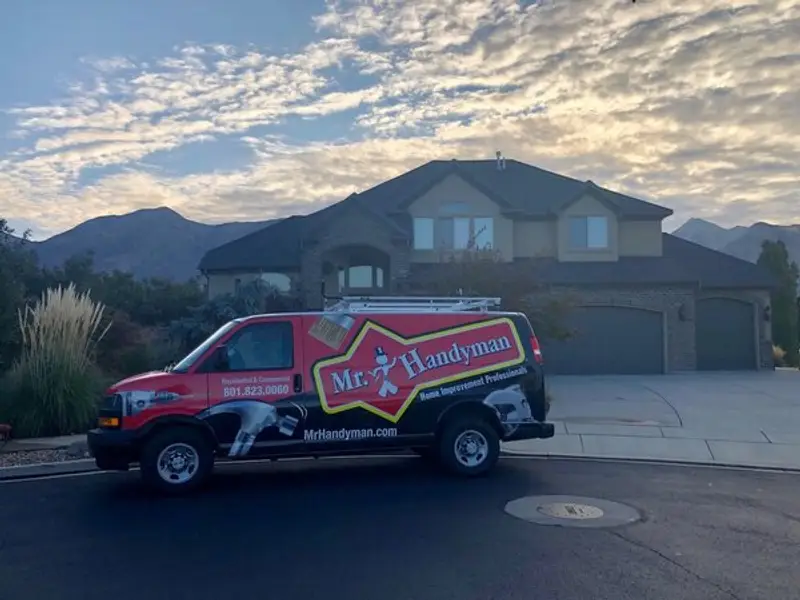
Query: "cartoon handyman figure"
371 346 398 398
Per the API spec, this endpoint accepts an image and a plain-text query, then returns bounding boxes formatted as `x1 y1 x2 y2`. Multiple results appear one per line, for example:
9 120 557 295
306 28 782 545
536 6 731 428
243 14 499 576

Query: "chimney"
496 150 505 171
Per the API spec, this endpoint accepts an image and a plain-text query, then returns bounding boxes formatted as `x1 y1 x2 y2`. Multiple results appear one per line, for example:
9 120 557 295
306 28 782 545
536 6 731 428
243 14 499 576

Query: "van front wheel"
140 427 214 494
438 418 500 477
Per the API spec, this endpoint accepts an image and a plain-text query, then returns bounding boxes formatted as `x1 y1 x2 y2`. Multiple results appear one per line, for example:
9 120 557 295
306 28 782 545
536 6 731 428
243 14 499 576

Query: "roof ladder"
325 295 502 313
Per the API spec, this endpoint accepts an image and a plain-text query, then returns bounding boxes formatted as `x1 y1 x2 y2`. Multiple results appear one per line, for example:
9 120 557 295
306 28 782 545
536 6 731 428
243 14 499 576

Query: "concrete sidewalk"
504 370 800 470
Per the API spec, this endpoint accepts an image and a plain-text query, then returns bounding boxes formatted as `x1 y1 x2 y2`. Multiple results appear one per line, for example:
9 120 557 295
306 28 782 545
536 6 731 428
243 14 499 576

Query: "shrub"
0 284 110 437
773 344 787 367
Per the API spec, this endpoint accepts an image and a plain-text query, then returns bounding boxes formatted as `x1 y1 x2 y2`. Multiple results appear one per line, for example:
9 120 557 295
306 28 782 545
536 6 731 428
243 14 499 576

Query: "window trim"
568 215 610 250
203 321 295 373
338 265 386 290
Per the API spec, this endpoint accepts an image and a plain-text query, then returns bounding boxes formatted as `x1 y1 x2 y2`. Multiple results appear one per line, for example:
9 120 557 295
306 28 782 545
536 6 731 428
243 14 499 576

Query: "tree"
0 219 42 371
168 279 303 357
758 240 799 366
408 247 576 340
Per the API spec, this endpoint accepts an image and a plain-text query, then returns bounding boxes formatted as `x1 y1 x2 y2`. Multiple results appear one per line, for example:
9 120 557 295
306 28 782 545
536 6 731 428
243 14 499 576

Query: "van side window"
222 322 294 371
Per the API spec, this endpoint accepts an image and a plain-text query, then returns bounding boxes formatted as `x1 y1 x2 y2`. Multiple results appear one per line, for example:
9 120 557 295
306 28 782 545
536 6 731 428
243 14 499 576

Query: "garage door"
696 298 756 370
541 306 665 375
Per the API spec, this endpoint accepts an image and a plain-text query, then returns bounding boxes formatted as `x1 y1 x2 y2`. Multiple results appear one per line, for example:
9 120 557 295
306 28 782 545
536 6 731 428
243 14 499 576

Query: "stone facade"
299 210 410 309
534 285 773 372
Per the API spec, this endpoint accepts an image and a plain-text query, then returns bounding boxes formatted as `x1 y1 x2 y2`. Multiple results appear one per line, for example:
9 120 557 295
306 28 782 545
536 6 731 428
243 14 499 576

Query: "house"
198 156 775 375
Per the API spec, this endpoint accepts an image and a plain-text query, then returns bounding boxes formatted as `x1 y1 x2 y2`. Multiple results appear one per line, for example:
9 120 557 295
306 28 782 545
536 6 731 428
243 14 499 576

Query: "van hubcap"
157 443 199 484
454 430 488 468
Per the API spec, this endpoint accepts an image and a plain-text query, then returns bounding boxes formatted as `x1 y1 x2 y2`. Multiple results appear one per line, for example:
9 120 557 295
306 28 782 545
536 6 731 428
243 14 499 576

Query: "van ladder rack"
325 295 502 313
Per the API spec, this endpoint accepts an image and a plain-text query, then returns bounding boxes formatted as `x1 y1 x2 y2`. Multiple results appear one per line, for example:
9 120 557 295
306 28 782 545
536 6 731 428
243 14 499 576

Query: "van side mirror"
214 345 230 372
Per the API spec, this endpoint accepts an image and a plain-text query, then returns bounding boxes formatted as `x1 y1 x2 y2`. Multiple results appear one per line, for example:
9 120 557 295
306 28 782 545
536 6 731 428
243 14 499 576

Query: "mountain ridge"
672 217 800 266
24 207 280 281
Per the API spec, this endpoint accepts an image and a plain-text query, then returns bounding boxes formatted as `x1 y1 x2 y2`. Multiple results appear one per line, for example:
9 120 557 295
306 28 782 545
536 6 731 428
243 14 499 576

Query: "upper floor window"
415 215 494 251
569 216 609 249
452 217 494 250
413 217 434 250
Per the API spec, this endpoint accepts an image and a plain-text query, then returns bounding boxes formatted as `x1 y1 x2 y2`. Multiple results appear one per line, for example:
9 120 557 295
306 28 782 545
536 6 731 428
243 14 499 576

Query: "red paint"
313 317 525 422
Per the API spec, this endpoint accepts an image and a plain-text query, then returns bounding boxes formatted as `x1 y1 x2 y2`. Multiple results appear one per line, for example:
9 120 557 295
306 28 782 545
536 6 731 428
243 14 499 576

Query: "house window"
259 272 291 293
569 216 609 249
413 218 434 250
438 217 494 250
473 217 494 249
454 218 471 249
338 265 385 289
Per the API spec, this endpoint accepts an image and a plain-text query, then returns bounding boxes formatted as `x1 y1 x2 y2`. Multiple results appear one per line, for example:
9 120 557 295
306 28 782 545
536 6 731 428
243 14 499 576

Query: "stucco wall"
407 173 514 262
618 220 663 256
557 195 619 262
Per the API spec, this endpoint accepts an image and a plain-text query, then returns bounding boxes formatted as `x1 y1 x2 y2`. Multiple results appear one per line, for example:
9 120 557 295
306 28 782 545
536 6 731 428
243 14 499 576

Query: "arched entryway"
322 244 391 295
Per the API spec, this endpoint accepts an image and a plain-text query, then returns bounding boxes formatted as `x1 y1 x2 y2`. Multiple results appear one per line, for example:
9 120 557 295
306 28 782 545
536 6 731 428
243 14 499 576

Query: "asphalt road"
1 456 799 600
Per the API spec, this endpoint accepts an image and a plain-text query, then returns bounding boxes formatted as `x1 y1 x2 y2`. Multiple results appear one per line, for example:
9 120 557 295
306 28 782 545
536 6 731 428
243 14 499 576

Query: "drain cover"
505 495 641 528
538 502 604 520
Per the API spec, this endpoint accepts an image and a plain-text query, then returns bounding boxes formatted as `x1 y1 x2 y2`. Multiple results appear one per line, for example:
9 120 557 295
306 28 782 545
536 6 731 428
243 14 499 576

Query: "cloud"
1 0 799 237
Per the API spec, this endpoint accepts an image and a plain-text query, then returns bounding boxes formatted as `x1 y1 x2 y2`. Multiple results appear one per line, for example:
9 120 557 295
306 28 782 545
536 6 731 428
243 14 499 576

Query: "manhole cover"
505 495 641 528
537 502 604 520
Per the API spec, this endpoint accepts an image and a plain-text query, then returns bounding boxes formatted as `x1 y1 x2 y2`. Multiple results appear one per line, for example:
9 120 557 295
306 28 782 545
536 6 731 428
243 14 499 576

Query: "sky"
0 0 798 240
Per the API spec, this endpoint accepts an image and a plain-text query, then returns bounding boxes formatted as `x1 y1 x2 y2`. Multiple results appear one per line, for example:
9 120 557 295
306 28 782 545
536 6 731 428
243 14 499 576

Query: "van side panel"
298 312 540 450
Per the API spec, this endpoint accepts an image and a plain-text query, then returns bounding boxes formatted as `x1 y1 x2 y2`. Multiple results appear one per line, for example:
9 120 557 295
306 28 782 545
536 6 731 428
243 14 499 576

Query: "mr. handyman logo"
312 318 526 423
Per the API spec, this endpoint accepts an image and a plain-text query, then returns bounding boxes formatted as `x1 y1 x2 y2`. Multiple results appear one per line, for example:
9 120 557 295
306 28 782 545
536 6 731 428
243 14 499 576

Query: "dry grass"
773 345 787 367
0 285 111 437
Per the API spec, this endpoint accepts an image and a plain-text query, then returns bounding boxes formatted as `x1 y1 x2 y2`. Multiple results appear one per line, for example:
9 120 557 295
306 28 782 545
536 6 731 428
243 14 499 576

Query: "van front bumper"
504 421 555 442
86 428 138 470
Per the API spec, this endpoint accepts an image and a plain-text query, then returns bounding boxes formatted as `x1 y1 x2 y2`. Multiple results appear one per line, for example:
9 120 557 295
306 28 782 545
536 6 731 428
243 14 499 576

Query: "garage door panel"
696 298 756 371
541 306 664 375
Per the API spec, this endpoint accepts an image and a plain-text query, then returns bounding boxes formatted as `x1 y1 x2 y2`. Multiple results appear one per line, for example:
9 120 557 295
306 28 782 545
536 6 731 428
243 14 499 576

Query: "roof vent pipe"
496 150 506 171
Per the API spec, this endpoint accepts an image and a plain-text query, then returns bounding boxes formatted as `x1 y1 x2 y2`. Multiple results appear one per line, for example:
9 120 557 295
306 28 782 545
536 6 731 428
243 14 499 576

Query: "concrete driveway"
505 369 800 468
548 369 800 432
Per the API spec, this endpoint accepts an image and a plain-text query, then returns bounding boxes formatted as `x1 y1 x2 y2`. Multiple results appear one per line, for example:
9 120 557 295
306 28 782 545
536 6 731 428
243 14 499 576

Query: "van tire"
437 417 500 477
140 427 214 495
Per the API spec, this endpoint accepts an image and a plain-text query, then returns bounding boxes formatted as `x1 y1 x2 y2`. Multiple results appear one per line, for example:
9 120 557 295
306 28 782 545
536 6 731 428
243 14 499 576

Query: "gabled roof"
368 159 673 219
199 158 674 272
199 215 308 272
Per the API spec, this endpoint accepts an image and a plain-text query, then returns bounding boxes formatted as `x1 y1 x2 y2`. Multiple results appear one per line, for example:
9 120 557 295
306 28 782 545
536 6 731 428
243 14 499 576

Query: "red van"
87 296 554 493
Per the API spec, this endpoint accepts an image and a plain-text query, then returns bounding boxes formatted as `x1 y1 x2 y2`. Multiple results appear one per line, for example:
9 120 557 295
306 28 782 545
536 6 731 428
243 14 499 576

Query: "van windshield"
170 321 238 373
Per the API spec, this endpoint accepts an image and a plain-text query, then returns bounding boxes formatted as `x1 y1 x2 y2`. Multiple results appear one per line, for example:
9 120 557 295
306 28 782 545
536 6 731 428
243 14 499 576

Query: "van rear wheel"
140 427 214 495
438 417 500 477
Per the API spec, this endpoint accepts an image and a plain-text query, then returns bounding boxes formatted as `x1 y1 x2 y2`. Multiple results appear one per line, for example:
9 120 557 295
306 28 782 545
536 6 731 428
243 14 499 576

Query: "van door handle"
293 373 302 393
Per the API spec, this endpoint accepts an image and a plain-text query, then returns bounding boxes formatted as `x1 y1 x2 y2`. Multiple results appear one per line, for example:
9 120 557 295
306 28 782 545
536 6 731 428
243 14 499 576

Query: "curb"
500 448 800 474
0 459 98 481
5 451 800 483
